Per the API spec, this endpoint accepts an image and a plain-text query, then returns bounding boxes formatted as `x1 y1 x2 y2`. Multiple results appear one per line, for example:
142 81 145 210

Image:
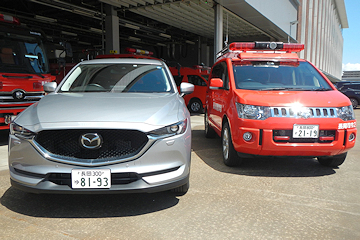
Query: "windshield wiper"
310 88 332 91
259 87 305 91
2 74 32 79
29 69 45 78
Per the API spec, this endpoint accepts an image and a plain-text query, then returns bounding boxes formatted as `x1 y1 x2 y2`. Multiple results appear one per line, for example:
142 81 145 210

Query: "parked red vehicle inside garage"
170 65 210 113
0 13 55 129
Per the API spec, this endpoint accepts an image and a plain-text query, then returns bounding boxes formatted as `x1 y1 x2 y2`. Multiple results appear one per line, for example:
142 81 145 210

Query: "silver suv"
9 58 194 194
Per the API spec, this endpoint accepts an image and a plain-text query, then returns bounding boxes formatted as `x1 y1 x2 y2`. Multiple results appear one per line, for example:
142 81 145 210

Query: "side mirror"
43 82 57 93
180 82 194 96
210 78 223 89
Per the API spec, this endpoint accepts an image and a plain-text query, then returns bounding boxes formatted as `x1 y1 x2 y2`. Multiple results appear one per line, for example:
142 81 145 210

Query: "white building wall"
245 0 298 40
298 0 345 79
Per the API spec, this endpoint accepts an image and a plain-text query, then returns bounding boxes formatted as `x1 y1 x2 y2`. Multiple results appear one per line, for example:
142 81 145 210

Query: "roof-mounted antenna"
224 12 229 47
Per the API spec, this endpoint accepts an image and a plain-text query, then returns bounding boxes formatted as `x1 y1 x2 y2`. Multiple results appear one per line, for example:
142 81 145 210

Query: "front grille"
271 107 338 118
273 130 336 143
0 92 44 102
35 129 148 161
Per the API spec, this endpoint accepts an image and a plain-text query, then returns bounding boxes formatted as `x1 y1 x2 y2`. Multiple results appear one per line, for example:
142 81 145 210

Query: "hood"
234 89 351 107
16 92 184 132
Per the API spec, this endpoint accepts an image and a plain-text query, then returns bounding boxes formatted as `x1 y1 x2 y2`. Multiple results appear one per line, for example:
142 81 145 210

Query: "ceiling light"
34 15 57 23
90 28 103 34
128 36 141 41
157 43 167 47
186 40 195 45
78 41 91 45
125 23 140 30
72 9 94 18
61 31 77 36
159 33 171 39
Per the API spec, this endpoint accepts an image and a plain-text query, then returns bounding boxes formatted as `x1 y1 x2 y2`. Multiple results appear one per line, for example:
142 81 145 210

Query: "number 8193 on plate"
71 169 111 189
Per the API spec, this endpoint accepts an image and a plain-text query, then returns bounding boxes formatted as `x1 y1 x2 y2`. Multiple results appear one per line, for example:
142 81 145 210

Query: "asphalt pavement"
0 114 359 239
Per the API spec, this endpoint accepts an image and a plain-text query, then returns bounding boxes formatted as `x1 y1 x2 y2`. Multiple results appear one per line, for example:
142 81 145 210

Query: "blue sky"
342 0 360 71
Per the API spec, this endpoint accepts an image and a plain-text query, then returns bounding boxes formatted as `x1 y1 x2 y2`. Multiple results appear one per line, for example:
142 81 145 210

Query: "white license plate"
293 124 319 138
71 169 111 189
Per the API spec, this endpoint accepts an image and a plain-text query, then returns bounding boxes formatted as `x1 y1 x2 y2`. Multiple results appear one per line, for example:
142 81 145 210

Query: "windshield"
59 63 174 93
0 32 49 74
233 61 333 91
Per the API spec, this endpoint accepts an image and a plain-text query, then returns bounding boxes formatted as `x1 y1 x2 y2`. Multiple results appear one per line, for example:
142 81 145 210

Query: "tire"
221 121 242 166
349 98 358 109
204 110 216 138
189 99 203 113
171 181 189 195
317 152 347 167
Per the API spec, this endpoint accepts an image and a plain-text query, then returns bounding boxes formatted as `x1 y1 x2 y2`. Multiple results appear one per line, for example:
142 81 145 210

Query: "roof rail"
216 44 230 59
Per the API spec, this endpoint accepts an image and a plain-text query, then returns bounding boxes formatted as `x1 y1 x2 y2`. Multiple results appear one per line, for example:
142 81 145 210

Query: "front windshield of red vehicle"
233 61 333 91
0 32 49 74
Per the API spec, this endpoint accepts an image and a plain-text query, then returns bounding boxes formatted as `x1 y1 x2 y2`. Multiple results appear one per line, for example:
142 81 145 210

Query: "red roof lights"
125 47 153 56
228 42 304 53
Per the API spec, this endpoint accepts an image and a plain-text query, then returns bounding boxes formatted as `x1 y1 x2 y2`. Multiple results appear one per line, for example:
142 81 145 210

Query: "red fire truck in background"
0 13 54 129
97 47 210 113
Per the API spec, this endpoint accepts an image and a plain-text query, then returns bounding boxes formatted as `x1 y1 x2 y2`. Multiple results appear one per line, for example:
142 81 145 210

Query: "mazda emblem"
80 133 102 149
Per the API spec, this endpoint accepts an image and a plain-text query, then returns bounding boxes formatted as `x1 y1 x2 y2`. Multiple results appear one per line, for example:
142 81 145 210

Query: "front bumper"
231 118 357 157
0 103 32 130
8 127 191 194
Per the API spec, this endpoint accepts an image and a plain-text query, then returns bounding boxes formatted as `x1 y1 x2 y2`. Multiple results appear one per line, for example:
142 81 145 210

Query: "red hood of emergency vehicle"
234 89 351 107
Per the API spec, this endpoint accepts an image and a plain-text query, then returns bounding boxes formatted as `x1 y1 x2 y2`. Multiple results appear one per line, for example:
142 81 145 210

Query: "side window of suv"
188 75 207 86
349 84 360 90
211 62 229 89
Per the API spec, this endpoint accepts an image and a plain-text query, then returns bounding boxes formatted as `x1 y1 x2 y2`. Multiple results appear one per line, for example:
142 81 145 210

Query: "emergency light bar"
228 42 304 53
125 47 153 56
0 13 20 25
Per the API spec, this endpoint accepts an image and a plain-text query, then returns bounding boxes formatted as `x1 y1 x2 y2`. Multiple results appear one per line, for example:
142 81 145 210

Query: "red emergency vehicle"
0 14 54 129
170 65 210 113
205 42 356 167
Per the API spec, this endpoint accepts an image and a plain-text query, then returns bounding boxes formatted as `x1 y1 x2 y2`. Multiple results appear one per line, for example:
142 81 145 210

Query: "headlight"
337 105 355 121
236 103 271 120
148 119 188 138
10 122 35 139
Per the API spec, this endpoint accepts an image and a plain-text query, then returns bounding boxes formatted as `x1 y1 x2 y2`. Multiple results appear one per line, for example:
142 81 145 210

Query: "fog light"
349 133 355 142
243 132 252 141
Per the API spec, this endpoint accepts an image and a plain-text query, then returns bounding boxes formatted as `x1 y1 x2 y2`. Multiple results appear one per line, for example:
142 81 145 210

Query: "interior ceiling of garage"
1 0 273 49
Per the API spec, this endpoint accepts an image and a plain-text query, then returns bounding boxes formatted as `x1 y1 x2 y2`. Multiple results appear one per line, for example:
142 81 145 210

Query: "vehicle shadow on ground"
0 187 180 218
191 127 336 177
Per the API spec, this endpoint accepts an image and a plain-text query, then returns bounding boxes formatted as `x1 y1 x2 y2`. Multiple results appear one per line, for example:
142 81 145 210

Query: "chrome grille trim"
270 107 338 118
29 136 157 167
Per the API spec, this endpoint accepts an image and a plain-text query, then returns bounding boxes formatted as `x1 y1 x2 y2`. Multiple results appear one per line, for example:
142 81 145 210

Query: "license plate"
293 124 319 138
71 169 111 189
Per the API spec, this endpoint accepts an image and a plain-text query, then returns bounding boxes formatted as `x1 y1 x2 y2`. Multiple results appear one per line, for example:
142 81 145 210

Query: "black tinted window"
346 84 360 90
173 75 183 87
211 61 229 89
188 75 207 86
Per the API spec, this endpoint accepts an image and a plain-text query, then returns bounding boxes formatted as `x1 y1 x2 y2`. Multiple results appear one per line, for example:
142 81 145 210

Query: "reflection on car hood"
16 92 185 132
